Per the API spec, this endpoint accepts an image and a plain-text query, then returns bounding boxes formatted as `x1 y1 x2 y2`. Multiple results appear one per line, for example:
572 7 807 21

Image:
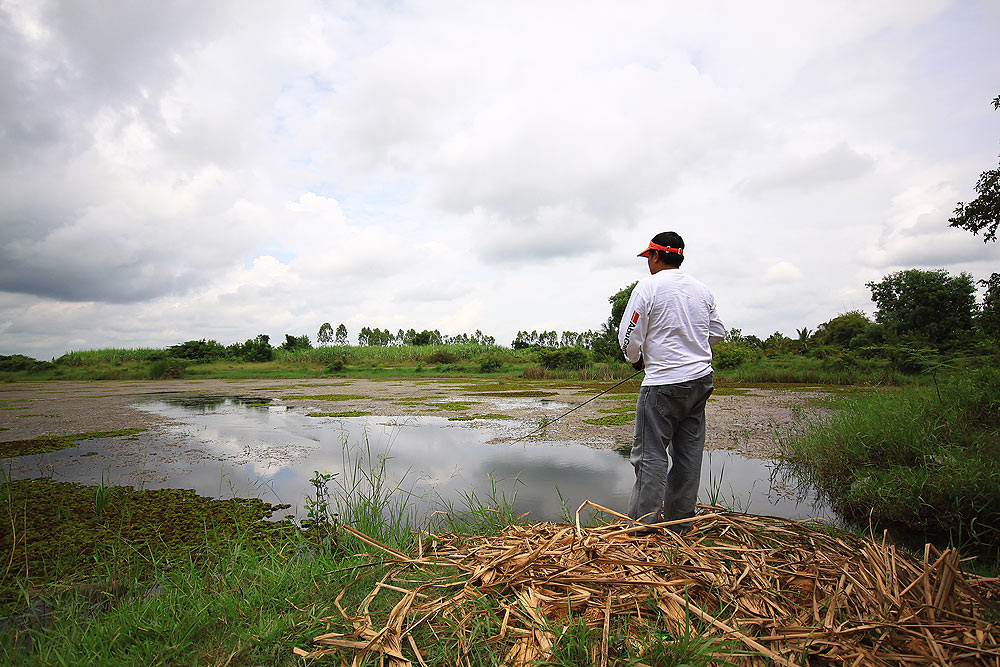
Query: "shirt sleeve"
708 298 726 347
617 285 646 364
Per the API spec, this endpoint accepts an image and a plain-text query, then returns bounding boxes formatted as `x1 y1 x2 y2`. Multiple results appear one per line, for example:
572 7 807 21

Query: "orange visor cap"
637 241 684 258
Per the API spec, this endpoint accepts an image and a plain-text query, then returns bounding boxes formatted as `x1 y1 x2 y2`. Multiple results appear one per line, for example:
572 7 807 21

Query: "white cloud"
2 0 1000 357
762 262 805 284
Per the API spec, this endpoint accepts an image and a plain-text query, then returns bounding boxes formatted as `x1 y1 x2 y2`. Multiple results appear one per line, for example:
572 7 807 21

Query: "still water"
6 395 836 525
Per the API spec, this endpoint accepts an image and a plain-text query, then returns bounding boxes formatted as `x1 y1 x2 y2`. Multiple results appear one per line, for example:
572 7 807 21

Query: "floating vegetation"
297 508 1000 666
0 479 292 612
279 393 370 401
307 411 371 418
584 414 634 426
0 428 147 457
597 402 634 414
448 414 514 421
712 386 755 396
428 401 479 411
469 390 558 398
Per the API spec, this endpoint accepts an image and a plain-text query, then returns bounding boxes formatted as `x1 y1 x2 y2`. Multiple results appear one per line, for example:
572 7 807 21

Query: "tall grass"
55 348 163 364
779 367 1000 555
719 356 906 386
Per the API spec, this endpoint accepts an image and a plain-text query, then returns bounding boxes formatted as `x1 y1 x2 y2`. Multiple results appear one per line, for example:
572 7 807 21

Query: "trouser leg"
663 375 714 523
627 386 675 524
662 411 706 522
627 375 714 526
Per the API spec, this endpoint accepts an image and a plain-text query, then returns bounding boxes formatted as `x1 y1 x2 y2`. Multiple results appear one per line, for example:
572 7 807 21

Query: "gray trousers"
627 374 714 525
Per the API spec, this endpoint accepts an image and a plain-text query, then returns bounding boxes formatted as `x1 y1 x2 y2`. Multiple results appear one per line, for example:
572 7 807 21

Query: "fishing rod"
508 368 644 445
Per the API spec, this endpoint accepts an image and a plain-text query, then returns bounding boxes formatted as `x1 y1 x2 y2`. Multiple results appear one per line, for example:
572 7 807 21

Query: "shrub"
712 343 759 369
0 354 52 372
149 358 187 379
226 334 273 362
427 350 459 365
478 355 503 373
167 339 226 361
324 354 347 373
537 346 590 370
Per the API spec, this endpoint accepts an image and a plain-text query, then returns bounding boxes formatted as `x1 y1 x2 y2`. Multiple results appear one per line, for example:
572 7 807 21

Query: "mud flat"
0 378 832 460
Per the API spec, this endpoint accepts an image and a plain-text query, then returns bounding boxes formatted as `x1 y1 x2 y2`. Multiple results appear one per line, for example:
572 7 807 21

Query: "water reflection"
4 396 837 525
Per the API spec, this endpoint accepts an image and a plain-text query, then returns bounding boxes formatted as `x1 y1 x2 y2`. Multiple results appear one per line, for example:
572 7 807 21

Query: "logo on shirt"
622 311 640 354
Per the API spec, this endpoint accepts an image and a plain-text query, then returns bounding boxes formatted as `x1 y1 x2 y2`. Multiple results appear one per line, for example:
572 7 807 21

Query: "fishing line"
508 369 644 445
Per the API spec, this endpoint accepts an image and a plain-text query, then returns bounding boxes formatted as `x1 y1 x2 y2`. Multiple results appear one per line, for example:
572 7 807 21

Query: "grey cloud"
0 1 227 163
0 243 209 303
476 217 609 265
738 142 876 195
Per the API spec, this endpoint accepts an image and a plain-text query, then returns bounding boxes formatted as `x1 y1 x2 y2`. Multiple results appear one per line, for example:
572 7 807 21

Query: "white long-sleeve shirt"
618 269 726 386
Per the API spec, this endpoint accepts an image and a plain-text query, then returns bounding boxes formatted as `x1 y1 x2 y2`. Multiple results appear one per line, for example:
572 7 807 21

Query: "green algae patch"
0 478 293 613
468 390 557 398
598 401 634 414
280 393 370 401
0 428 148 457
428 401 479 411
712 386 754 396
448 414 514 421
307 411 371 417
584 414 635 426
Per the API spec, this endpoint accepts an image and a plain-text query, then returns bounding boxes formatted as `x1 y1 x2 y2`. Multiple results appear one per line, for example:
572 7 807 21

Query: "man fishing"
618 231 726 534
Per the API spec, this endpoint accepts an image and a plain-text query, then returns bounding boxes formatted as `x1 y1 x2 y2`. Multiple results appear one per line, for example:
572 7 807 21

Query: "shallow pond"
6 395 838 526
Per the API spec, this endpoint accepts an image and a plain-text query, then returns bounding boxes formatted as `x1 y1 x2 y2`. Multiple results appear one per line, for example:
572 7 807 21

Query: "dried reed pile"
296 505 1000 666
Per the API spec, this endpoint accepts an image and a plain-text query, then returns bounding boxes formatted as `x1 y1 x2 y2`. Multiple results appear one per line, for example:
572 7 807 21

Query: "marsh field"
2 364 999 665
0 377 834 523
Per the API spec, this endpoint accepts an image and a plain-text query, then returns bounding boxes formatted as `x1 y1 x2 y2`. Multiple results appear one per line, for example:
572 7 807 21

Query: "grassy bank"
5 475 997 666
7 343 985 385
779 367 1000 559
3 474 737 666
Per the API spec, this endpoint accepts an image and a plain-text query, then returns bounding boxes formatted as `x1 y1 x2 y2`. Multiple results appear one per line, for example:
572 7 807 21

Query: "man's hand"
632 356 644 371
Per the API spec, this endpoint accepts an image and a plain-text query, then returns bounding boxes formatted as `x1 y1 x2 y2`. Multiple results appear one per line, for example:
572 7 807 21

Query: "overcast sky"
2 0 999 359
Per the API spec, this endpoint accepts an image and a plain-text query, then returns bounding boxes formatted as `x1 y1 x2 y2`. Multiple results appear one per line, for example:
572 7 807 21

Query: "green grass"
716 355 907 386
584 414 634 426
780 367 1000 557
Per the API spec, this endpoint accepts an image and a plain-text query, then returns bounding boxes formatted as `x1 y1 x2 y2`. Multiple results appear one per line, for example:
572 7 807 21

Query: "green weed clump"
781 367 1000 554
584 414 634 426
0 429 147 457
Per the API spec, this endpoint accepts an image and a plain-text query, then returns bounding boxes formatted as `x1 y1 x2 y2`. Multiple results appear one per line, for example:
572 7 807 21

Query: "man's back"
619 270 725 385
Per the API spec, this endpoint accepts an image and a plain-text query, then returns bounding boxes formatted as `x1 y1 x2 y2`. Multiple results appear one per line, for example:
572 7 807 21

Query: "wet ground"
1 379 837 524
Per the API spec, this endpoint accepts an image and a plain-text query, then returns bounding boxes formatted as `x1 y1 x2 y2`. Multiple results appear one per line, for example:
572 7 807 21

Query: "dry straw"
295 502 999 666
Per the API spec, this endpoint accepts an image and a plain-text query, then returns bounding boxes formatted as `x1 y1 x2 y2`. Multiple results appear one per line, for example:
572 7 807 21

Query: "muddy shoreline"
1 378 832 460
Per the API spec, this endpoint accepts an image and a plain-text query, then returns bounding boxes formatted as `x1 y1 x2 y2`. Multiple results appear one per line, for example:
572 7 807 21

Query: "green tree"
281 334 312 351
812 311 872 348
317 322 334 346
949 94 999 242
795 327 811 352
980 272 1000 339
589 281 638 359
227 334 272 362
866 269 977 346
167 339 226 361
335 323 348 345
